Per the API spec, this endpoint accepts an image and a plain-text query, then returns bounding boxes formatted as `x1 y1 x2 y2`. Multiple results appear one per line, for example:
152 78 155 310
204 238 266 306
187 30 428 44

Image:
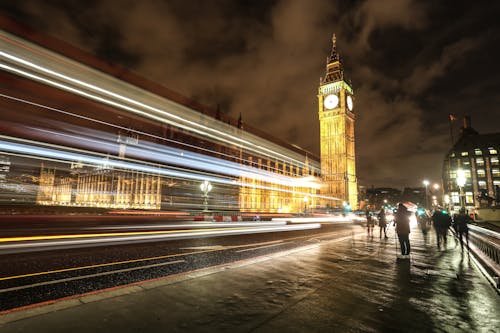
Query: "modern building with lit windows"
442 116 500 211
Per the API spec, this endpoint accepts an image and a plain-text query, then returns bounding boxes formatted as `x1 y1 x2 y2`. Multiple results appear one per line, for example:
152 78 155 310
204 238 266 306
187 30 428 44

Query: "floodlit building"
442 116 500 211
318 34 358 210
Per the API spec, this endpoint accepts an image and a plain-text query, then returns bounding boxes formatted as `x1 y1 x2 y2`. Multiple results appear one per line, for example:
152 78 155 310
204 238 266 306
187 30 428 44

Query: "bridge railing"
467 224 500 289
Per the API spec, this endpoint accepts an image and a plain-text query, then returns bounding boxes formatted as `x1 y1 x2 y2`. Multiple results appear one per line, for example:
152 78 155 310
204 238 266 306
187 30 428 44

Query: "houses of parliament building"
0 19 358 213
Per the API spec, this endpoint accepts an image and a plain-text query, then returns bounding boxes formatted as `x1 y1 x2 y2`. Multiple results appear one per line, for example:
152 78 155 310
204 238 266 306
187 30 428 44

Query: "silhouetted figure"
365 209 374 236
417 209 430 236
454 208 471 250
378 209 387 238
431 208 451 249
395 203 411 258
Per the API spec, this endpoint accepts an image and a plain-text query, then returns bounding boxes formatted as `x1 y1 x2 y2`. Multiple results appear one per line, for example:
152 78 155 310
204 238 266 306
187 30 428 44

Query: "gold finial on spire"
332 33 336 50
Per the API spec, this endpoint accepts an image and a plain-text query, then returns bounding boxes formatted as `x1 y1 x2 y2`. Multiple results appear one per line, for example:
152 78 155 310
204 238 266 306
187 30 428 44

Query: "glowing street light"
456 169 466 209
444 194 451 212
432 183 441 206
200 180 212 212
422 180 430 208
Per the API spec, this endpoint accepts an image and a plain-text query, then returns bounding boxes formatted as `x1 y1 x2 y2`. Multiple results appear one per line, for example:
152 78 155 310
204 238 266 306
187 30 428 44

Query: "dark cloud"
2 0 499 188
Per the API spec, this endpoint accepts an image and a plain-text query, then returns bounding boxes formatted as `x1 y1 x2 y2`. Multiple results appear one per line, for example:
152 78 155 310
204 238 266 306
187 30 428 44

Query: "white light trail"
0 43 316 169
0 223 322 254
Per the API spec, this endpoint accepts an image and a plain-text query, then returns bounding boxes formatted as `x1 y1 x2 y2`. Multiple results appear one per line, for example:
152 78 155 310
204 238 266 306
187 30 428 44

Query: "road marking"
180 246 227 251
0 250 213 281
235 242 287 253
0 259 185 293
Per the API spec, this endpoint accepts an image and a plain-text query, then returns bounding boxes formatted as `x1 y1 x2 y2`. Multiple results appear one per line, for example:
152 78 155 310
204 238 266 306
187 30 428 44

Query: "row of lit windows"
449 168 500 177
449 156 499 169
457 147 498 157
477 180 500 188
450 191 474 204
476 156 499 166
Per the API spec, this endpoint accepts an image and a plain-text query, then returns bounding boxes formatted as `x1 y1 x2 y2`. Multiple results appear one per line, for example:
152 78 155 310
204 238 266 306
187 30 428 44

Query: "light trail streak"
0 226 358 283
0 137 232 185
88 221 288 230
29 126 320 189
272 216 357 224
0 93 250 167
0 223 322 254
0 44 315 169
0 134 337 200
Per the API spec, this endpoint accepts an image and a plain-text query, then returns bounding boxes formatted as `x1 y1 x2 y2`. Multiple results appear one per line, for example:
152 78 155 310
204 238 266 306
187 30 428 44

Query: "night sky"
2 0 500 189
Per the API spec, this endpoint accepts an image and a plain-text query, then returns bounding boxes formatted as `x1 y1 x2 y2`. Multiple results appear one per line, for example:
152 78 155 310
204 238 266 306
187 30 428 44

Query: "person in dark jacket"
394 203 411 258
378 209 388 238
366 209 374 236
454 208 472 249
431 208 452 248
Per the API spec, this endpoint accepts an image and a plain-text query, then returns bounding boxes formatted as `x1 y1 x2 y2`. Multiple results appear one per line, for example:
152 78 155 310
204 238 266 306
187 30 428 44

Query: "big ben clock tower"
318 34 358 209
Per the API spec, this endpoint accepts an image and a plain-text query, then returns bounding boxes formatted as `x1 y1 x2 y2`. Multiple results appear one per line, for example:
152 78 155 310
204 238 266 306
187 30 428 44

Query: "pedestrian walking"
394 203 411 259
431 208 452 249
417 209 430 235
365 209 374 236
378 208 388 238
453 208 471 250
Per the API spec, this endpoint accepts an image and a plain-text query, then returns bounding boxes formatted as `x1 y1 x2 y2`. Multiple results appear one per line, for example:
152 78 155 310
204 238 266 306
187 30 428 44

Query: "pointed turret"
322 33 344 83
237 112 243 129
327 33 340 63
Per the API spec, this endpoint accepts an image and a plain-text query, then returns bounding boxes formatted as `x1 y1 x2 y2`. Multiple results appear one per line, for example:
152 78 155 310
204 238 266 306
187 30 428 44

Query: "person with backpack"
378 208 388 238
453 208 472 249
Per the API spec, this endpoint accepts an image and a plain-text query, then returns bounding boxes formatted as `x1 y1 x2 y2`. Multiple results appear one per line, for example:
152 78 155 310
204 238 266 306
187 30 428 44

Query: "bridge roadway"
1 223 499 332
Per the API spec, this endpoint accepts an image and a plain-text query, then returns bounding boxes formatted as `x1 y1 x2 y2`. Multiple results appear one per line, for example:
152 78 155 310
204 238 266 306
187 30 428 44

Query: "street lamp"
423 180 430 208
456 169 466 209
444 194 450 211
303 196 309 215
200 180 212 212
432 183 440 207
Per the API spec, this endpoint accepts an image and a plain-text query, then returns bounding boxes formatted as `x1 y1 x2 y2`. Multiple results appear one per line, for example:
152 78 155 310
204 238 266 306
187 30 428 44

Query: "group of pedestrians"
365 208 388 238
366 203 473 261
426 207 472 250
366 203 411 259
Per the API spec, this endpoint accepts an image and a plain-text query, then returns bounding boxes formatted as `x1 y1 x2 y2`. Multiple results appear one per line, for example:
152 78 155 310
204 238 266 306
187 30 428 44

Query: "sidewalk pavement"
1 225 499 332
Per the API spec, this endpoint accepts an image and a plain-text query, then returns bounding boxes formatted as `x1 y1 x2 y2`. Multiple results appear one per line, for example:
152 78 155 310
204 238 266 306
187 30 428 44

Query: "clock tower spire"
318 34 358 210
323 33 344 84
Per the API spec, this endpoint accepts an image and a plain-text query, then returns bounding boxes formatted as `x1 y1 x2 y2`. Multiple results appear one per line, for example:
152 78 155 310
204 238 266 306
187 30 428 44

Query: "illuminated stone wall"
317 35 358 209
36 166 161 209
238 157 319 213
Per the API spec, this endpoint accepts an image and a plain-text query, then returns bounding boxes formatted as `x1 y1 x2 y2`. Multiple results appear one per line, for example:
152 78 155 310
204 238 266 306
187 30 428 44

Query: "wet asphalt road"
0 221 357 311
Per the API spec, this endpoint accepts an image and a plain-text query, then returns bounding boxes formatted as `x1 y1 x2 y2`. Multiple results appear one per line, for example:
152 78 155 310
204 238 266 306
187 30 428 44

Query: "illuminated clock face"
346 95 353 111
323 94 339 110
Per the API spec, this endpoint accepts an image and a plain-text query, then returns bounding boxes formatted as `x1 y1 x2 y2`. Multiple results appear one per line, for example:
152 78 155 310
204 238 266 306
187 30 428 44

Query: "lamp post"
303 196 309 215
432 183 440 207
456 169 466 209
200 180 212 212
444 194 451 212
423 180 430 208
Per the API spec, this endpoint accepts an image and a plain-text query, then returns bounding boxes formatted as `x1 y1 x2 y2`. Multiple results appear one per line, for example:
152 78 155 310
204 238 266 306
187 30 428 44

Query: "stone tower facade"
318 34 358 209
